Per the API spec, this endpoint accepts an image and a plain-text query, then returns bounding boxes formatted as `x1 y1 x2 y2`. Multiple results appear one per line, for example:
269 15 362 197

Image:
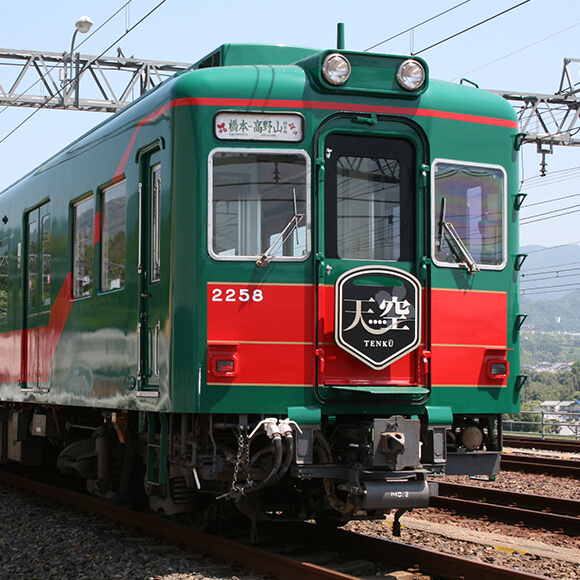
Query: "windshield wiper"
256 188 304 267
439 197 479 275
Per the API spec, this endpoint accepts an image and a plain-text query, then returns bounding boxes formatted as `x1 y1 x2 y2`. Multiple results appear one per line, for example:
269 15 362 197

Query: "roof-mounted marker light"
322 53 351 86
396 59 426 91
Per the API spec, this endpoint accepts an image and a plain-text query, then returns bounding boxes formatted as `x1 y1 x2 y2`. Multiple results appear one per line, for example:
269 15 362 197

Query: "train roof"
1 44 517 196
190 43 320 69
176 43 516 124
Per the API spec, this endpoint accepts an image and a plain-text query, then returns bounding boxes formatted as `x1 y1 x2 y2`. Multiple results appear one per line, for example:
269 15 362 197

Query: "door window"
28 218 38 309
151 165 161 282
325 135 415 262
41 214 51 306
0 238 8 322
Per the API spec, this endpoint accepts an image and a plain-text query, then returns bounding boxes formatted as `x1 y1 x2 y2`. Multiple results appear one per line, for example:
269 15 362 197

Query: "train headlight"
322 53 351 85
396 59 426 91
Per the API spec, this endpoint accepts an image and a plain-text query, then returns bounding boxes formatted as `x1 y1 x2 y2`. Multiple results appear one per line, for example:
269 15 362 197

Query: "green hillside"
520 290 580 333
512 246 580 409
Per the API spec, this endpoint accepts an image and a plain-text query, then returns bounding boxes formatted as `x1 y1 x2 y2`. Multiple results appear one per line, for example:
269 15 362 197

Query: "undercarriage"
0 406 501 533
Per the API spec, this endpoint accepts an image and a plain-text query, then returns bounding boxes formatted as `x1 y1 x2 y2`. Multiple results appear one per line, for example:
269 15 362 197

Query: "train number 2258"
211 288 264 302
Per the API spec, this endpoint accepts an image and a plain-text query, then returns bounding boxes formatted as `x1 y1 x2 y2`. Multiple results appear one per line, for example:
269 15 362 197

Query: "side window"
73 196 94 298
0 238 8 322
101 181 127 291
209 149 310 261
432 160 506 270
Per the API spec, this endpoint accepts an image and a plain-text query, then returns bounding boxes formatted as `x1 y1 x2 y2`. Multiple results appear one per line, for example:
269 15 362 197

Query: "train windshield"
336 155 403 261
209 150 310 261
432 161 506 270
324 135 415 262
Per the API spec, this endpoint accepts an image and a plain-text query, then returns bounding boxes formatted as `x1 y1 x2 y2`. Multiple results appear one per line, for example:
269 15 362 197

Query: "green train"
0 42 522 530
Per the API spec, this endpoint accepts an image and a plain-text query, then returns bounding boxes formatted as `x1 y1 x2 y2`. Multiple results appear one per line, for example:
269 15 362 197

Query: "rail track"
0 468 551 580
433 481 580 535
501 454 580 478
503 435 580 454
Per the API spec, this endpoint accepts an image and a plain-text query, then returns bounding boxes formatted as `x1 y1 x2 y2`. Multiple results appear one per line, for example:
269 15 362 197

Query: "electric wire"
3 4 579 258
521 269 580 282
526 241 580 253
415 0 533 55
520 263 580 294
524 167 580 184
520 202 580 225
524 192 580 208
522 261 580 273
0 0 167 147
453 20 580 81
364 0 472 52
521 282 580 294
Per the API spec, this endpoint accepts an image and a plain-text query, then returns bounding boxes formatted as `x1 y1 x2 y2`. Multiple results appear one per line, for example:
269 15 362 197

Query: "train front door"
316 130 426 395
137 151 165 394
22 202 51 390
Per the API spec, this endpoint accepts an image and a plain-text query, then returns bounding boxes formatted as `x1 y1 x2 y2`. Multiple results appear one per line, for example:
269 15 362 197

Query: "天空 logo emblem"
335 266 421 370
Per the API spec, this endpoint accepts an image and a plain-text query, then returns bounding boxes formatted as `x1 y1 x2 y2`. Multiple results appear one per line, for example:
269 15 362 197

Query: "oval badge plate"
334 266 422 370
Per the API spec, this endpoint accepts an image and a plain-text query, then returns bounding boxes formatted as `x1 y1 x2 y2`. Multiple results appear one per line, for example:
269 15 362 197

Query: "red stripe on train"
0 274 73 384
207 282 508 388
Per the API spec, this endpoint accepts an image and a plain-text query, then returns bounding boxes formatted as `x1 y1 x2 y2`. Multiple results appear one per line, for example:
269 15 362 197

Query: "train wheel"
186 495 218 532
314 514 344 530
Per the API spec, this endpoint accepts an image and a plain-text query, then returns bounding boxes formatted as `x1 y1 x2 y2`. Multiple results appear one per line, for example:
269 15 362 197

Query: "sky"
1 0 579 250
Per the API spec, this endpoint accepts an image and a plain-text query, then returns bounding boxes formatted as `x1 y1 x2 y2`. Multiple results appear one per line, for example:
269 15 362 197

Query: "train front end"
167 44 520 527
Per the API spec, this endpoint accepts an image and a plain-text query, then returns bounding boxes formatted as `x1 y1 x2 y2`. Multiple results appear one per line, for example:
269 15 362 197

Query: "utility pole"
489 58 580 175
0 48 191 113
1 44 579 170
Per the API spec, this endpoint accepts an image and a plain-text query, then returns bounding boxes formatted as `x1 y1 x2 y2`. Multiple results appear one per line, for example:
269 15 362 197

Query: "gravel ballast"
0 457 578 579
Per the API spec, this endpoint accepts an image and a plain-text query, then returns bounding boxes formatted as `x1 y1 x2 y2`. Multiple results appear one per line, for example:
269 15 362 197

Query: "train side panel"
0 94 177 412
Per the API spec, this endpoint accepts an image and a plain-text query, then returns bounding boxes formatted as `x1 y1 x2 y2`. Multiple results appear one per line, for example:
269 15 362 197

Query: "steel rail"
0 468 552 580
433 482 580 535
284 522 550 580
501 455 580 478
0 469 357 580
503 435 580 454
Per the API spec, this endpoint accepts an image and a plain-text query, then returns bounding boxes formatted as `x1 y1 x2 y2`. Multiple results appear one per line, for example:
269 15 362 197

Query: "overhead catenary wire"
0 0 167 148
520 203 580 225
522 261 580 273
521 282 580 294
521 269 580 282
526 241 580 253
453 19 580 81
414 0 533 55
524 171 580 190
524 192 580 209
364 0 472 52
360 0 580 267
